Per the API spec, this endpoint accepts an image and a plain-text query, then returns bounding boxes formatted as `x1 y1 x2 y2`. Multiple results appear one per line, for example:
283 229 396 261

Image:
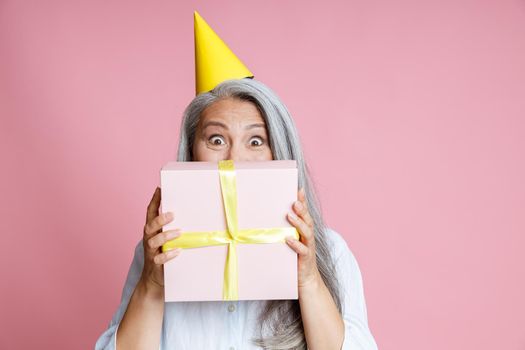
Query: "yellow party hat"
194 11 254 94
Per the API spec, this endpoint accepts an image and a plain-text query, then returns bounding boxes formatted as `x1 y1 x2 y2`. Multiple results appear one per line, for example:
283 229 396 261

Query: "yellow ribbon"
162 159 299 300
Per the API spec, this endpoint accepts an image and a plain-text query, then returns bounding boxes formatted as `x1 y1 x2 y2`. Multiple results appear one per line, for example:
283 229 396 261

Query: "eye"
249 136 264 147
209 135 226 146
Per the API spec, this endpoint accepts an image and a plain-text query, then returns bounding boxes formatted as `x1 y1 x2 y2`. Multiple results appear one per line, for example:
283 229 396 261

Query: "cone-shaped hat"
194 11 253 94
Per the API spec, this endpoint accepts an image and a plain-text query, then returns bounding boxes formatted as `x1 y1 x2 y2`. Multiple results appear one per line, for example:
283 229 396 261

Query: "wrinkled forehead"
198 98 267 130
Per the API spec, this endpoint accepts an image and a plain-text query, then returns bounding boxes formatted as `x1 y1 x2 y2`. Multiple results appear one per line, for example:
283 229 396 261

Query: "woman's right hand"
140 186 182 291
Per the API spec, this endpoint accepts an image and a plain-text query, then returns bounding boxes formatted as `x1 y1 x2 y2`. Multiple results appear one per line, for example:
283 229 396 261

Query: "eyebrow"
201 121 266 131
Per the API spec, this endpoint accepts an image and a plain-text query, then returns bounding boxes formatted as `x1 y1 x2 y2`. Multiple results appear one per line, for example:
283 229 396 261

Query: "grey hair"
176 79 342 349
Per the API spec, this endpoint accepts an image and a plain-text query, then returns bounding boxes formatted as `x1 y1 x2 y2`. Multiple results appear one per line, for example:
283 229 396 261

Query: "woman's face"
192 98 273 162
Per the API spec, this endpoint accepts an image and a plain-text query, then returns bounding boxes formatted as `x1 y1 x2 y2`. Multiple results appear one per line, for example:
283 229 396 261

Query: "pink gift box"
159 160 298 302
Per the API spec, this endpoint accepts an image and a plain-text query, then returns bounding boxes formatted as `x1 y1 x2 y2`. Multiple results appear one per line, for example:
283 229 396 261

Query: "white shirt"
95 228 378 349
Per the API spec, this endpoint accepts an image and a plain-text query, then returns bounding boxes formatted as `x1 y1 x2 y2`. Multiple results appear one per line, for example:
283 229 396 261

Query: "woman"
95 79 378 349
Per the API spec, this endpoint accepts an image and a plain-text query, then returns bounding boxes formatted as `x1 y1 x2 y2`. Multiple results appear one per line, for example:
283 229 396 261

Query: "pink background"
1 0 524 349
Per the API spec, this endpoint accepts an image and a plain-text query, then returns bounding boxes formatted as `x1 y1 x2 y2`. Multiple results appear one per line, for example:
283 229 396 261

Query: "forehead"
199 98 265 125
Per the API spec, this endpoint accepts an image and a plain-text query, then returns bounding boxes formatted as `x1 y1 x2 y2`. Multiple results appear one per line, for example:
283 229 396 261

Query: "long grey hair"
176 79 342 349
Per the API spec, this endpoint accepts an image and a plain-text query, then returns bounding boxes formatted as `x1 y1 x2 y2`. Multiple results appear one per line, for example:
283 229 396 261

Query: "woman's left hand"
285 187 322 289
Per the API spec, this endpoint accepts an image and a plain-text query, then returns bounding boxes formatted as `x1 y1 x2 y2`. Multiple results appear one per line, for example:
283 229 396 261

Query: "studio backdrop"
1 0 524 349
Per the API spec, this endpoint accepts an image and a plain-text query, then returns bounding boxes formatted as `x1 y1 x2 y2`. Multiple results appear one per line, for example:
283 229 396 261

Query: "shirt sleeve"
95 239 144 350
328 229 379 350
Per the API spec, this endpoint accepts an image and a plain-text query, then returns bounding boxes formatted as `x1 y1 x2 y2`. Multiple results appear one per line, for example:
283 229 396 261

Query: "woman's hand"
285 187 322 289
140 187 182 290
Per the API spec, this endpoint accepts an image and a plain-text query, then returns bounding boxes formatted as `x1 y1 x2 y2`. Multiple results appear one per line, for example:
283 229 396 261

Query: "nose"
226 143 248 162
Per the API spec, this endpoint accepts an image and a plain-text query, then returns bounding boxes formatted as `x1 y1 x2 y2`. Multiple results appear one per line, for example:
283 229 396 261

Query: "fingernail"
166 230 181 239
288 212 298 221
286 236 297 244
294 201 303 211
168 248 182 256
164 212 174 220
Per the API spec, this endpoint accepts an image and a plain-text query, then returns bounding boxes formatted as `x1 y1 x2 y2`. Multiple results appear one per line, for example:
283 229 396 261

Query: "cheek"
256 147 274 161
